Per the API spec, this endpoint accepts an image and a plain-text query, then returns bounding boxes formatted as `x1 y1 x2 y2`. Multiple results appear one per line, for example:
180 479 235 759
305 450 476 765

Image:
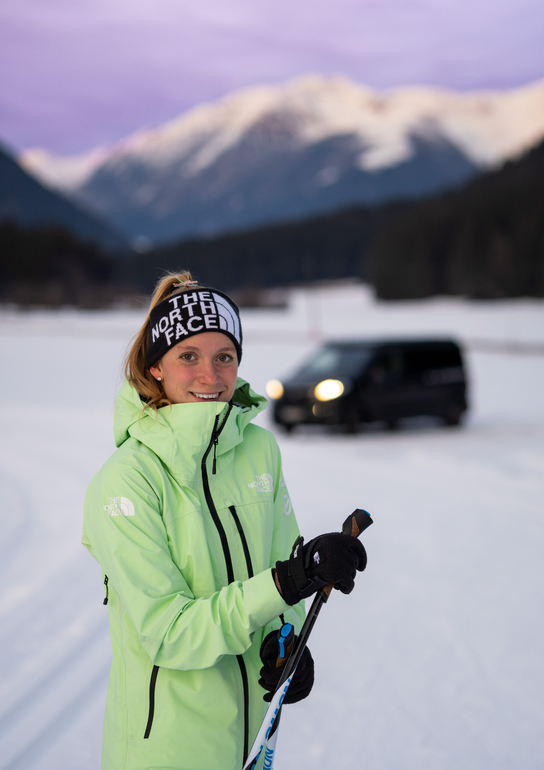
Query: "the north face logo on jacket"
247 473 273 493
104 497 135 517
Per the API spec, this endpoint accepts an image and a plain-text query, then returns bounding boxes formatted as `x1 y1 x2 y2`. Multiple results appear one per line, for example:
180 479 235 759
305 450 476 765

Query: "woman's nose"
197 359 221 383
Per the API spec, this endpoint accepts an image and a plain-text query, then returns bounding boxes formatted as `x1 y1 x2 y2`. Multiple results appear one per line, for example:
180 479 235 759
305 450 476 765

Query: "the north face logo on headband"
150 291 241 349
146 288 242 367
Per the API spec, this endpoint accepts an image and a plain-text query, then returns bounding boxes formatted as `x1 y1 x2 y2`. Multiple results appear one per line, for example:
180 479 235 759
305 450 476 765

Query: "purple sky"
1 0 543 154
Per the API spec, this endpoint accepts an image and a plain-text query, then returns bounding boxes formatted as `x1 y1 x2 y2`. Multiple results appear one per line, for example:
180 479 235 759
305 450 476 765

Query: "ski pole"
257 623 295 769
243 508 373 770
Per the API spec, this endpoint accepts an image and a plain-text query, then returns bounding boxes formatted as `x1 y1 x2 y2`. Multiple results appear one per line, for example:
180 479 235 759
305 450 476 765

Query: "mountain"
20 75 544 244
0 144 128 252
125 135 544 302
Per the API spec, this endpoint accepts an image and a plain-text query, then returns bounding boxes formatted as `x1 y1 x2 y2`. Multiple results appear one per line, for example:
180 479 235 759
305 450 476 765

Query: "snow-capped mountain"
21 75 544 244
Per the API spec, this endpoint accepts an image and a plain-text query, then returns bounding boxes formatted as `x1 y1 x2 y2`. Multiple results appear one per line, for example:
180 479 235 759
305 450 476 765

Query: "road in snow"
0 286 543 770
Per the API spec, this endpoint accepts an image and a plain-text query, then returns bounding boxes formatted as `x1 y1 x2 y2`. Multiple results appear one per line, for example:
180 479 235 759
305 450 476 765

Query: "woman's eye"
217 354 233 363
181 353 196 361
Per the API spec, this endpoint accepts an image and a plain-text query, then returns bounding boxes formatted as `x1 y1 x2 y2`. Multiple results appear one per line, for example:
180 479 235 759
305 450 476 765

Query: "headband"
146 288 243 368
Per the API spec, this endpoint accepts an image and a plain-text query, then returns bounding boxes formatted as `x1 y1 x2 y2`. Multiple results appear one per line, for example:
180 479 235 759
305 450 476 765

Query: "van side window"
405 349 431 381
405 346 463 383
368 350 403 384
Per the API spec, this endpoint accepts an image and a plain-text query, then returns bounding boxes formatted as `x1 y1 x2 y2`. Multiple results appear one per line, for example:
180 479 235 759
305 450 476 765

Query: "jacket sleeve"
256 436 306 649
83 455 295 672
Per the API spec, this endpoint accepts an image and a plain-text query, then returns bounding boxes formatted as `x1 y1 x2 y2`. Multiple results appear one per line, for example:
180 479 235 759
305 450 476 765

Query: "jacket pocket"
144 665 160 739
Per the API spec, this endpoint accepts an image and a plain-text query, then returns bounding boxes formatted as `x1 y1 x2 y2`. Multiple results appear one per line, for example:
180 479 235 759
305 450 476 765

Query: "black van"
267 339 468 432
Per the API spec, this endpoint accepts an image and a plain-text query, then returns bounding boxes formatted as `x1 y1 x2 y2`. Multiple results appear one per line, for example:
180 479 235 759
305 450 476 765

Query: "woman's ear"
149 364 162 382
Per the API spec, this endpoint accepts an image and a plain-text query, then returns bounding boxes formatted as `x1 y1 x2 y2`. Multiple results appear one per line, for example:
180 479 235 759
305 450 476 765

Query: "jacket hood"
113 378 268 474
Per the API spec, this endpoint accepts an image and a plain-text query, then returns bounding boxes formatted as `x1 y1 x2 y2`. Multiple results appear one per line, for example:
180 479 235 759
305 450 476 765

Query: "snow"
18 147 110 193
1 285 544 769
20 75 544 192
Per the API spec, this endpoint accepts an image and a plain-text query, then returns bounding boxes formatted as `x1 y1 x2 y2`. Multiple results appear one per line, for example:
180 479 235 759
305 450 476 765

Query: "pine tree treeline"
129 205 400 295
367 139 544 299
0 221 116 306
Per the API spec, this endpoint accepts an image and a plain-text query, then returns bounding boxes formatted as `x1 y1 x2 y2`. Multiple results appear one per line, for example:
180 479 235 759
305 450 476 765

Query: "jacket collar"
113 378 267 474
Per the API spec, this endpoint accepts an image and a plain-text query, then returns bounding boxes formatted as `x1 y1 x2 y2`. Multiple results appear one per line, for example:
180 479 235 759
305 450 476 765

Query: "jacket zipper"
229 505 254 762
103 575 109 605
201 405 250 762
143 665 160 739
143 405 234 742
228 506 254 578
201 406 235 582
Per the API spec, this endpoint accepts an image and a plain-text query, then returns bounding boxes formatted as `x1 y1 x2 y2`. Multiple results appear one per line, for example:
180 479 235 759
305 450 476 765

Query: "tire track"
1 657 110 770
0 470 33 577
0 613 109 737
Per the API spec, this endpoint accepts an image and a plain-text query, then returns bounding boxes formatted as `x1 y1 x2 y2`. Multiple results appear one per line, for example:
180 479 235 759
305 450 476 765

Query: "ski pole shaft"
242 509 372 770
258 623 295 768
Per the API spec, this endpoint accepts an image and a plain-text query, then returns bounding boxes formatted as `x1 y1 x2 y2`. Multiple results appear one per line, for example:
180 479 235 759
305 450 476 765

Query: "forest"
1 138 543 305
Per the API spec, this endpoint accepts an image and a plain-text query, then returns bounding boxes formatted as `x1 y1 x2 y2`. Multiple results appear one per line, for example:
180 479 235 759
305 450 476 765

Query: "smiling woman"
82 270 366 770
83 271 308 769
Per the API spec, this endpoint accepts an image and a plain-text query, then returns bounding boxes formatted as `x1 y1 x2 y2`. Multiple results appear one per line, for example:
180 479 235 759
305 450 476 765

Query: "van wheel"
282 423 295 434
443 403 463 426
385 419 399 431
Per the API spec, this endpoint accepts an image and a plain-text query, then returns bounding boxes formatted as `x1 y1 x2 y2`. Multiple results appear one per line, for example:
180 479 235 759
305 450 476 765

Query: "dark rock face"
0 145 128 252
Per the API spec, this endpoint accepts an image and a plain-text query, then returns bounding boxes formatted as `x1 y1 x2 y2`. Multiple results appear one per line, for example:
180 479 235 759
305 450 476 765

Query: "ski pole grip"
276 623 295 668
342 508 373 538
321 509 373 600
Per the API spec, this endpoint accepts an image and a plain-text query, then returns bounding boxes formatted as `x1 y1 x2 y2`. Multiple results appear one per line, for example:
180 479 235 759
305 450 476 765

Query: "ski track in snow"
1 288 543 770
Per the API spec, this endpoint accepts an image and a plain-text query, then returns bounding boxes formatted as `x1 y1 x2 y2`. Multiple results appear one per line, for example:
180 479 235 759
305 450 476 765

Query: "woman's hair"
125 270 204 410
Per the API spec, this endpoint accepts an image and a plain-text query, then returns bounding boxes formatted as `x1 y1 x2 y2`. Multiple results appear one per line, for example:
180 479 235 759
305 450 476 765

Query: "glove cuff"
274 559 302 605
275 536 325 605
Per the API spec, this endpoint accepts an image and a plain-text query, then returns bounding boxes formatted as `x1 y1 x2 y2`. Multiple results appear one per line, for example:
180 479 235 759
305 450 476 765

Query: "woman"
83 272 366 770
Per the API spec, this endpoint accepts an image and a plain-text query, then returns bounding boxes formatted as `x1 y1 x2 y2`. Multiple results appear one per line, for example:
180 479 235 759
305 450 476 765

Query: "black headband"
146 288 243 368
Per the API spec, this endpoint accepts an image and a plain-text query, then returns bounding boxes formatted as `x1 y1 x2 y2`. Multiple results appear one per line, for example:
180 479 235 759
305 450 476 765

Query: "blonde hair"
125 270 204 410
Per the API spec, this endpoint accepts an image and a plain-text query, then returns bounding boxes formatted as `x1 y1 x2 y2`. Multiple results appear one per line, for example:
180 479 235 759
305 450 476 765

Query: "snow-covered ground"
1 285 543 770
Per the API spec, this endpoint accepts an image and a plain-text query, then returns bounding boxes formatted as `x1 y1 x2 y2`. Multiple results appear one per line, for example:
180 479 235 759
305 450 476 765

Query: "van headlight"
266 379 284 399
314 379 345 401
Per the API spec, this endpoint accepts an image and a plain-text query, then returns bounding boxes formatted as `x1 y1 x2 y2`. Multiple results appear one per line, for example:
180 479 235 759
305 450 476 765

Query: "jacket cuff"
243 569 292 628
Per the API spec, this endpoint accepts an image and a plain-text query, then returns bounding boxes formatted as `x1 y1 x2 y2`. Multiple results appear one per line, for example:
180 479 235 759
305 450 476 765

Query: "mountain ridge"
20 75 544 244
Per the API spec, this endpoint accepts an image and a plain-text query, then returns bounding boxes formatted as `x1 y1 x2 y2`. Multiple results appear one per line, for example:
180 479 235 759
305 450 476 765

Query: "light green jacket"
83 378 304 770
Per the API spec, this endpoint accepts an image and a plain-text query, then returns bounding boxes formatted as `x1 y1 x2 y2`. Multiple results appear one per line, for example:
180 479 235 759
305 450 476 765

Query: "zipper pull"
103 575 109 605
212 436 218 475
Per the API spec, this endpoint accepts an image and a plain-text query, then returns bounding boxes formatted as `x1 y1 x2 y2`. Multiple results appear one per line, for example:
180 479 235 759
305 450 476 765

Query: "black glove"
275 532 367 606
258 629 314 703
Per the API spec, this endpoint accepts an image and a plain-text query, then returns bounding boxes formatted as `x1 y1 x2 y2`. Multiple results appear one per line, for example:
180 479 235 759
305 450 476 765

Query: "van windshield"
294 346 372 380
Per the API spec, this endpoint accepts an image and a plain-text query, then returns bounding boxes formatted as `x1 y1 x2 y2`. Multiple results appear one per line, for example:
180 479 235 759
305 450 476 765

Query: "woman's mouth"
192 392 220 400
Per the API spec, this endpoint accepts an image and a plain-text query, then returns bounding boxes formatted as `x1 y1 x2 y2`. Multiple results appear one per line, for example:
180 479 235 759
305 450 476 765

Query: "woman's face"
149 332 238 405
